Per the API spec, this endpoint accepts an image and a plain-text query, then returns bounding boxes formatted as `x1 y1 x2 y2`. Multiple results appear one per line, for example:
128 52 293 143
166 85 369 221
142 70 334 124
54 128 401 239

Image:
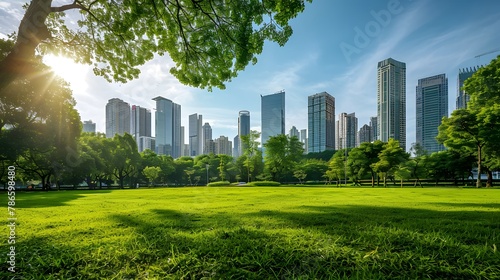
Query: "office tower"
202 122 212 154
358 124 372 146
416 74 448 153
308 92 335 153
189 114 203 156
138 136 155 152
204 140 216 154
336 112 358 150
289 126 300 138
300 129 307 154
153 96 181 158
370 116 378 141
180 126 185 156
105 98 130 138
233 135 240 158
261 91 285 147
456 66 480 109
82 120 96 133
377 58 406 150
238 110 250 155
131 105 152 152
215 136 232 156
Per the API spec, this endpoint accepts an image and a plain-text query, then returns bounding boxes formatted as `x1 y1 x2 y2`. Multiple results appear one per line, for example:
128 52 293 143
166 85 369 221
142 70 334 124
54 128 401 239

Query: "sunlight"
43 54 89 89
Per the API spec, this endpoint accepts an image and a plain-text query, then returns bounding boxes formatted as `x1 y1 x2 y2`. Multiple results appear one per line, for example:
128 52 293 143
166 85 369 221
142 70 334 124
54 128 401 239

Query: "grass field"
1 186 499 279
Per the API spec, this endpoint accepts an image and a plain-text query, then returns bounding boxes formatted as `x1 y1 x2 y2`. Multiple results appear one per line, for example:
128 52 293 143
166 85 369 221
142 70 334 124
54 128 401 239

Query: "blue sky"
2 0 500 151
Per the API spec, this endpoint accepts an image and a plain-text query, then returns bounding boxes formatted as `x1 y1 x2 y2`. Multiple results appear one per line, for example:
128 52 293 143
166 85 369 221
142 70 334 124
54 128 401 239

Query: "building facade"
202 122 212 154
456 66 479 109
308 92 335 153
189 114 203 156
238 110 250 156
82 120 96 133
370 116 377 142
153 96 181 158
131 105 152 152
358 124 372 146
215 136 232 156
416 74 448 153
105 98 130 138
261 91 285 147
336 112 358 150
377 58 406 150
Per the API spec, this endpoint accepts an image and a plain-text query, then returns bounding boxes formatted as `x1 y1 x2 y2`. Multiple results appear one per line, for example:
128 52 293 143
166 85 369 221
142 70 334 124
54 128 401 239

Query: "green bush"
247 181 281 186
207 181 231 187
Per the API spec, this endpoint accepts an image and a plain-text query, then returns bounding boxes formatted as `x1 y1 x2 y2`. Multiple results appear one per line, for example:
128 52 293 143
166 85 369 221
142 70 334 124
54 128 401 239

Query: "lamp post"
206 164 210 185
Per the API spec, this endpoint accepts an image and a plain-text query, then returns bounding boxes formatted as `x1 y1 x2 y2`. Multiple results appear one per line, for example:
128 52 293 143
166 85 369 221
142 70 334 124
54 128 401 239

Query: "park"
1 186 499 279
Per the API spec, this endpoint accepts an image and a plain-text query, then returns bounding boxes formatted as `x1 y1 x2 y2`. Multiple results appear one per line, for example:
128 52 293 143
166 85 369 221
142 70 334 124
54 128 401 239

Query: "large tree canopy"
0 0 312 93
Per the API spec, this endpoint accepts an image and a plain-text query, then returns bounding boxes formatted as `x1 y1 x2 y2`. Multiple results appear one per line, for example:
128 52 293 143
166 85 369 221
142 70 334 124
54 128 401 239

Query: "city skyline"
2 1 500 151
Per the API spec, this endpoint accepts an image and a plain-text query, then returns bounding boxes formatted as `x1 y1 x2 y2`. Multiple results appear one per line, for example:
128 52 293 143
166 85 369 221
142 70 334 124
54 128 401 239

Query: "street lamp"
206 164 210 185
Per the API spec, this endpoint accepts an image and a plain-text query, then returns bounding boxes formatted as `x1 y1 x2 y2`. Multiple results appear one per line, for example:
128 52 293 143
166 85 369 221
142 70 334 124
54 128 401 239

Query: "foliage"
263 135 304 182
246 181 281 186
143 166 161 186
326 149 347 187
347 141 384 187
108 133 141 188
240 130 262 182
207 181 231 187
371 139 409 187
0 0 312 92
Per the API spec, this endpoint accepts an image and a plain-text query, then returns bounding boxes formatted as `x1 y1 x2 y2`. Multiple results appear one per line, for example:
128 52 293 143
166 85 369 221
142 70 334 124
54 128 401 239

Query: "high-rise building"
336 112 358 150
82 120 96 133
138 136 155 152
289 126 300 139
238 110 250 155
233 135 240 158
370 116 378 141
131 105 152 151
456 66 480 109
215 136 232 156
300 128 308 154
153 96 181 158
377 58 406 150
358 124 372 146
202 122 212 154
308 92 335 153
189 114 203 156
261 91 285 147
416 74 448 153
105 98 130 138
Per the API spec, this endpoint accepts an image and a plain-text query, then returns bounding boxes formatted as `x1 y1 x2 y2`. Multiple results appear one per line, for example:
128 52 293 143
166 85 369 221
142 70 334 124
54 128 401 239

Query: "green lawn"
1 187 499 279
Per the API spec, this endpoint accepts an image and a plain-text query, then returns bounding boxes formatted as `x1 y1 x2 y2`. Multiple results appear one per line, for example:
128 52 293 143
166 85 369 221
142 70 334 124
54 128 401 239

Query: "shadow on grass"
6 190 111 208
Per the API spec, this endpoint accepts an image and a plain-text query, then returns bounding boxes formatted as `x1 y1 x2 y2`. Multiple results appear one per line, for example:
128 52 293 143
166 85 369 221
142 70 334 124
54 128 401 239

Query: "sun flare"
43 54 89 89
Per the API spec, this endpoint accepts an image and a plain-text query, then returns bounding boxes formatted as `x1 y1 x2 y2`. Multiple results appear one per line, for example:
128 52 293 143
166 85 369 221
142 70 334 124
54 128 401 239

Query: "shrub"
207 181 231 187
247 181 281 186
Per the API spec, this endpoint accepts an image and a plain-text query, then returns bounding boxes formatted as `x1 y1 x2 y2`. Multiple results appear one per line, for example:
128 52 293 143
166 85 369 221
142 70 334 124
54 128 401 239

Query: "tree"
326 149 347 187
240 130 262 182
394 163 411 188
347 141 384 187
108 133 141 188
1 0 312 92
408 142 428 187
371 139 409 187
298 159 328 182
143 166 161 186
263 135 304 182
293 169 307 184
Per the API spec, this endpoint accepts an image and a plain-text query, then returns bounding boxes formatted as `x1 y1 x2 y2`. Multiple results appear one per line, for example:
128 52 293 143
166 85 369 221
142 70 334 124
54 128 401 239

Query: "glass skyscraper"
189 113 203 156
261 91 285 147
377 58 406 150
153 96 181 158
131 105 152 152
336 112 357 150
308 92 335 153
456 66 479 109
238 110 250 156
416 74 448 153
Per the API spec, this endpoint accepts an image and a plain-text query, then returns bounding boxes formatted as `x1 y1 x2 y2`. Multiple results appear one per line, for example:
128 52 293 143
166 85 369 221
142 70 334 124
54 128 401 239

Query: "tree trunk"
0 0 53 93
476 145 482 188
487 170 492 188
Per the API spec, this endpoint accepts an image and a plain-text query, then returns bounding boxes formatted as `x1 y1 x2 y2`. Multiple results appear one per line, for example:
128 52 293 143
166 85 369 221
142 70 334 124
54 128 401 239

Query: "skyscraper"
377 58 406 150
358 124 372 146
215 136 232 156
233 135 240 158
308 92 335 153
189 114 203 156
153 96 181 158
336 112 358 150
105 98 130 138
238 110 250 155
131 105 152 152
300 129 308 154
370 116 378 141
456 66 480 109
416 74 448 153
202 122 212 154
261 91 285 147
289 126 300 138
82 120 96 133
